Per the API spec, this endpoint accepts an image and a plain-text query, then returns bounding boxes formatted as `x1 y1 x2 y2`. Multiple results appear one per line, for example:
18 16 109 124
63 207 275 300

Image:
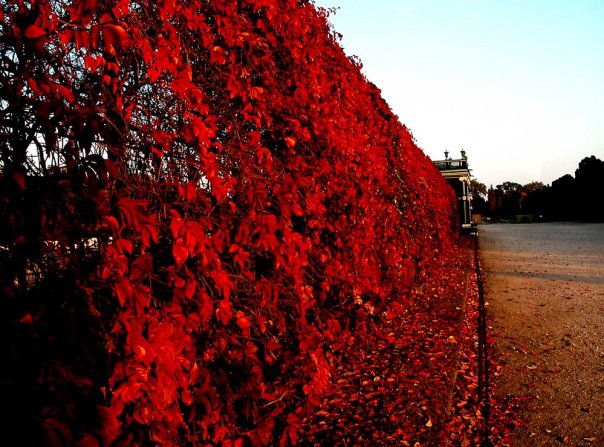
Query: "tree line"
473 155 604 222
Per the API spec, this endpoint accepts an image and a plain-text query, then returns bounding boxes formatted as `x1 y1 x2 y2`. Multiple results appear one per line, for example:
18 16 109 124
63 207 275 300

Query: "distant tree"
548 174 577 220
574 156 604 221
491 181 522 216
491 157 604 222
518 181 545 215
470 179 487 198
576 156 604 179
470 179 488 215
522 181 545 194
496 181 522 194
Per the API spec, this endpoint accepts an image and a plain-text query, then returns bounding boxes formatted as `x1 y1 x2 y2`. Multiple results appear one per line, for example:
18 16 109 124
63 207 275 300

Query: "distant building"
433 150 474 230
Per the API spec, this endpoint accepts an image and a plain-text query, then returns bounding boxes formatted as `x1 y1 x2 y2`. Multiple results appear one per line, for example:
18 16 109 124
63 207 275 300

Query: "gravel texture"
480 222 604 446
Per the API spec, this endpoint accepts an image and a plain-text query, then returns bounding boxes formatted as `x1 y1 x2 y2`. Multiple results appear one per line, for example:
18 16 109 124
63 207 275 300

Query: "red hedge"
0 0 457 445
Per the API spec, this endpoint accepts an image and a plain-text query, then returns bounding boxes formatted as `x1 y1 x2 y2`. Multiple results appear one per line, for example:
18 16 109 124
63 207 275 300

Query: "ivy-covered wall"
0 0 457 444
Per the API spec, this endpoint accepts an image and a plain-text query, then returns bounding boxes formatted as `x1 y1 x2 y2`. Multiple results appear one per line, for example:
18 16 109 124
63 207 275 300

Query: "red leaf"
90 24 100 49
216 299 232 325
236 311 251 332
173 241 188 267
282 413 301 447
74 30 89 49
74 0 98 23
211 46 227 65
102 23 130 51
84 54 103 72
54 83 75 103
12 171 25 189
96 406 121 445
170 211 183 238
25 24 46 39
198 292 214 324
114 280 131 307
76 434 99 447
19 312 33 324
292 203 304 216
42 418 72 447
101 215 120 234
285 136 297 148
115 238 133 254
250 86 264 99
213 269 233 300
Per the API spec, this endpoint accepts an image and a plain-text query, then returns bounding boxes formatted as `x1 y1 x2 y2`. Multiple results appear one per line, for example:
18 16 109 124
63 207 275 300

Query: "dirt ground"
480 223 604 447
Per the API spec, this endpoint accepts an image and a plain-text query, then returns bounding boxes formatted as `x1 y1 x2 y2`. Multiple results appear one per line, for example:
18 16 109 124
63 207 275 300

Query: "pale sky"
313 0 604 187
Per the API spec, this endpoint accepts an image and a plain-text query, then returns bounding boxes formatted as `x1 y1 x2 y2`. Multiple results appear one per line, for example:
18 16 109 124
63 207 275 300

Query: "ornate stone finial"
444 150 449 160
460 149 467 159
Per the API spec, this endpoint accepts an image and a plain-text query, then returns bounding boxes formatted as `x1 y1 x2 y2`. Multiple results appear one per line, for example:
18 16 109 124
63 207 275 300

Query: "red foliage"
0 0 457 445
294 237 517 446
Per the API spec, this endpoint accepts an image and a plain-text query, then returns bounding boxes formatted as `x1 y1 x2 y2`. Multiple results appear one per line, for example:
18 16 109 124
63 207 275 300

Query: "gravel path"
480 223 604 446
